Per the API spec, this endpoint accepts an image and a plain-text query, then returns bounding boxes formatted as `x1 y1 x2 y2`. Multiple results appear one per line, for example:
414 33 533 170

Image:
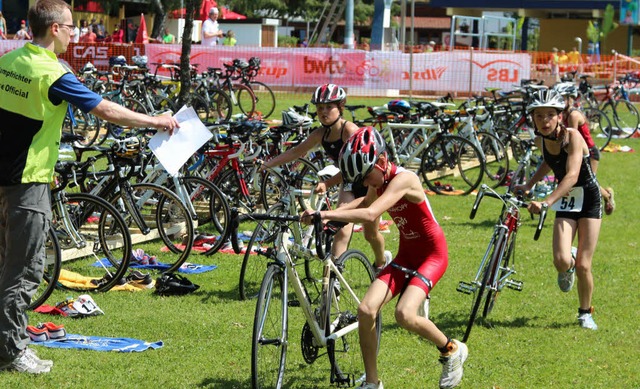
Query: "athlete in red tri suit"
302 127 467 389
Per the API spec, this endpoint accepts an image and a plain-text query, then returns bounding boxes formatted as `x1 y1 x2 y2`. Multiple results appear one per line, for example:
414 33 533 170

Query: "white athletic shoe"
358 380 383 389
439 340 468 389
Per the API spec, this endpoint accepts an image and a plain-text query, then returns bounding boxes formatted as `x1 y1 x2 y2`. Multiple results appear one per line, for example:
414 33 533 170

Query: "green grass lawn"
4 117 640 387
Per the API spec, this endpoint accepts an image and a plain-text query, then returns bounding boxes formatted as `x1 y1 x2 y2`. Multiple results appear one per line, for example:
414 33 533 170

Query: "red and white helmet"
339 126 386 183
311 84 346 105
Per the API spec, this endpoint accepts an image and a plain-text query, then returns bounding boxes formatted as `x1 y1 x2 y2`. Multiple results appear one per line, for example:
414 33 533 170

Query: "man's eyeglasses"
57 22 76 31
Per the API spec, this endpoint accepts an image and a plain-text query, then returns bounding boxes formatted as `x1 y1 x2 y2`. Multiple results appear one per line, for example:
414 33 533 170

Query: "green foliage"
602 3 619 36
587 21 601 43
278 35 299 47
587 4 618 45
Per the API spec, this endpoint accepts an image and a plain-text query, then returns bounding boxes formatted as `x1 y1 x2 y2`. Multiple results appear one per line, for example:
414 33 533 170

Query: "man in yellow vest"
0 0 178 374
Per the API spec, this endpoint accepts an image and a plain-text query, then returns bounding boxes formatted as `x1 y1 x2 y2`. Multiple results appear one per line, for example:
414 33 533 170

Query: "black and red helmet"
311 84 347 105
339 126 386 183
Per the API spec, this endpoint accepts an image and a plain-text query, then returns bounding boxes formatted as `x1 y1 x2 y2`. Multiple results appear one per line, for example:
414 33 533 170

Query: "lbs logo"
467 59 522 82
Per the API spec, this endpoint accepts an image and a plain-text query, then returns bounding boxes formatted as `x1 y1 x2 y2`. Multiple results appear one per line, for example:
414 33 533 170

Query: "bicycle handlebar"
470 184 548 241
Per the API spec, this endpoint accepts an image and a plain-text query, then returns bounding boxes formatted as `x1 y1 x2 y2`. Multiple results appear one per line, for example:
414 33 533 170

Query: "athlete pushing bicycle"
302 126 468 389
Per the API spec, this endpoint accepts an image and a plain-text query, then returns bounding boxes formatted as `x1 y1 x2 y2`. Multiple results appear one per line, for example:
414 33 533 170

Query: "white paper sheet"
148 105 213 176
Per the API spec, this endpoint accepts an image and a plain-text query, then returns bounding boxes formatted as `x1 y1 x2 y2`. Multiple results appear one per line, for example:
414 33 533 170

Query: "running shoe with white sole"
557 263 575 293
358 380 383 389
0 349 51 374
578 308 598 330
26 325 49 342
439 339 468 389
24 348 53 368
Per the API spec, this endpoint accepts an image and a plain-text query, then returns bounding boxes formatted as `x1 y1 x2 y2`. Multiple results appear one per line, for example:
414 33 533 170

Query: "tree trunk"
178 0 198 107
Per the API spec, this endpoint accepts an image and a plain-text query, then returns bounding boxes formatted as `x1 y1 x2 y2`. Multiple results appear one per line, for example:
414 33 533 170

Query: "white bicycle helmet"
113 136 141 158
132 55 148 68
526 89 565 113
311 84 346 105
339 126 386 184
281 109 313 129
553 82 578 98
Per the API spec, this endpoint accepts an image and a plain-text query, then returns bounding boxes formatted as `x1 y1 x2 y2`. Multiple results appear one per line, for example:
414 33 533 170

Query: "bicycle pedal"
456 281 474 295
506 279 523 291
288 300 301 307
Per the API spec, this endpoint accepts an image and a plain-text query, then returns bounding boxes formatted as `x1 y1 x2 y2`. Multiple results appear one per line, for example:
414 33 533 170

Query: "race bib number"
551 187 584 212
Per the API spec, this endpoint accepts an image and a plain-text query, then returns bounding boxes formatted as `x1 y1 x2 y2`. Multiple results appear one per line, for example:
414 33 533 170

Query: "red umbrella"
221 7 246 20
199 0 218 22
135 13 149 44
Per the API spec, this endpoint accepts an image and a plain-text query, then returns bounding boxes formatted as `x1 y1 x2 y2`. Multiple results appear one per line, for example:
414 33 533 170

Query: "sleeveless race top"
376 165 443 248
542 140 596 186
563 108 595 148
321 121 346 161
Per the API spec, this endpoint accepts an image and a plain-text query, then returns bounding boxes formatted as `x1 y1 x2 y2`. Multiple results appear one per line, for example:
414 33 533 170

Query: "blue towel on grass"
92 259 217 274
32 334 163 352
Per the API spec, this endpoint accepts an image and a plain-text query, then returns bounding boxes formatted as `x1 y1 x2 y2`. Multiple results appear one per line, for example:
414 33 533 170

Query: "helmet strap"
322 115 342 129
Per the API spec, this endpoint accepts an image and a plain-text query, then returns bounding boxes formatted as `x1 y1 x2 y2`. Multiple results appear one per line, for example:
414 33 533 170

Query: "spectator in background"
79 19 89 40
549 47 560 82
108 23 124 43
162 27 175 44
0 12 7 40
222 30 236 46
126 21 137 43
14 20 31 40
558 49 569 75
79 24 96 43
201 7 223 46
568 47 582 71
425 40 435 52
71 21 79 43
94 18 106 41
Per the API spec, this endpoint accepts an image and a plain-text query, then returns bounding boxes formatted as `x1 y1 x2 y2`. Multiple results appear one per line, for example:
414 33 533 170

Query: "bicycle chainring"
300 322 319 364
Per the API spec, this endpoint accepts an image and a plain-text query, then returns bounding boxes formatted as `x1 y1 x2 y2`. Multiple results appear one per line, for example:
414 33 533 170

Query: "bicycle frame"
381 121 439 165
458 184 547 342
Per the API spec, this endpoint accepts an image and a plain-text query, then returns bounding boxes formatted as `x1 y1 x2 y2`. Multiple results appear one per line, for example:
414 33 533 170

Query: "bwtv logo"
303 56 346 74
402 67 447 80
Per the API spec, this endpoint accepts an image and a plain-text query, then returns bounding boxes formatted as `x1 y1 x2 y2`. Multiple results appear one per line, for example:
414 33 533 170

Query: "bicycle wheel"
582 107 613 151
190 93 212 124
234 84 257 118
67 108 102 147
260 158 319 211
613 99 640 138
125 183 194 273
420 135 485 195
208 87 233 122
248 81 276 119
251 264 288 389
240 203 284 300
478 131 509 189
483 232 516 318
151 95 176 114
180 176 231 256
213 167 256 210
29 226 62 310
55 192 132 292
326 249 379 387
462 230 504 343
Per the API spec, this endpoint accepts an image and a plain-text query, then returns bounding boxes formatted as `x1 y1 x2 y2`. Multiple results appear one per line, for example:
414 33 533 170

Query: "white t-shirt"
201 18 219 46
72 27 80 43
